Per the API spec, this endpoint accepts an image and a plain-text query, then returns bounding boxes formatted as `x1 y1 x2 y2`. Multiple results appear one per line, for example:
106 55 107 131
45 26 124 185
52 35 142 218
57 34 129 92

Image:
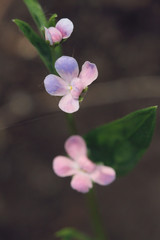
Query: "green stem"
86 188 108 240
66 113 77 135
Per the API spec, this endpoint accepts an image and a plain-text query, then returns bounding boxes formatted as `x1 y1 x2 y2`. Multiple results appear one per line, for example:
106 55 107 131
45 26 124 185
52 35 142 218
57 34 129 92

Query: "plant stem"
86 188 108 240
66 113 77 135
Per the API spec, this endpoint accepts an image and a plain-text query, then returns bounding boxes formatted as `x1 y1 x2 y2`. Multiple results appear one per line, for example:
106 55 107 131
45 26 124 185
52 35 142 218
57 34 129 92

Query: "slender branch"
66 113 77 135
86 188 108 240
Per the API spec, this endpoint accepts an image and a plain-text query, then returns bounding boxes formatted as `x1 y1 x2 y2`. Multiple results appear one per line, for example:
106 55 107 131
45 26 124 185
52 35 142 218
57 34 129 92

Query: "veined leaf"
85 106 157 176
23 0 48 32
13 19 54 73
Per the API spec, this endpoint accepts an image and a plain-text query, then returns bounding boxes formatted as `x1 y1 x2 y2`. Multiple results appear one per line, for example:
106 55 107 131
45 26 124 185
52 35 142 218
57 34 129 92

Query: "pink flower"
44 56 98 113
44 18 73 45
53 135 116 193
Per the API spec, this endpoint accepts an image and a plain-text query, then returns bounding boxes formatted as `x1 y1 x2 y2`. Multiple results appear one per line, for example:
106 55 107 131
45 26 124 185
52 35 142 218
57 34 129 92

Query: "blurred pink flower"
44 56 98 113
44 18 73 45
53 135 116 193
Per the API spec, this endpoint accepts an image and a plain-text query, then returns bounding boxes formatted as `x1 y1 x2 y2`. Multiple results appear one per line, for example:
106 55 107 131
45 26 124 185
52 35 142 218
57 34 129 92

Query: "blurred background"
0 0 160 239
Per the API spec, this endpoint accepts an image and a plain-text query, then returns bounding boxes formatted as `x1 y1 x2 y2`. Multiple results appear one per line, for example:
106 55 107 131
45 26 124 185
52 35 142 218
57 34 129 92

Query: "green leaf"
48 13 58 27
13 19 54 73
84 106 157 176
23 0 48 32
56 228 92 240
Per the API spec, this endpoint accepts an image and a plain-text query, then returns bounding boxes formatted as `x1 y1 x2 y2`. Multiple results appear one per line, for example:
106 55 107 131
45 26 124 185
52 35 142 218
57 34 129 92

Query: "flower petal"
55 56 79 83
79 61 98 88
71 78 84 100
59 93 79 113
91 165 116 186
77 156 96 173
44 27 53 45
71 173 92 193
53 156 76 177
65 135 87 160
44 74 68 96
56 18 74 39
45 27 62 43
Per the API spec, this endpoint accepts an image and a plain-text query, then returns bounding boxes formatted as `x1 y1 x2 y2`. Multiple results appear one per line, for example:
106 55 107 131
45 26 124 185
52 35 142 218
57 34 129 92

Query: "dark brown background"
0 0 160 239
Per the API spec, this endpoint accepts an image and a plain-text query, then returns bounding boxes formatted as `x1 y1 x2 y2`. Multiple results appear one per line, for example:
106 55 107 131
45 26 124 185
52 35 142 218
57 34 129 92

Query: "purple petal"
71 78 84 100
44 74 68 96
91 165 116 186
71 173 92 193
79 61 98 88
56 18 74 39
55 56 79 83
53 156 76 177
58 94 79 113
65 135 87 160
44 27 53 45
45 27 62 44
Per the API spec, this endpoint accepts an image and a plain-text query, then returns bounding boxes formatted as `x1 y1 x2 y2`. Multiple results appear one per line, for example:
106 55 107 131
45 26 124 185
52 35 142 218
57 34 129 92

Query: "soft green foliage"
23 0 48 33
85 106 157 176
13 19 54 73
13 1 62 73
56 228 92 240
48 13 58 27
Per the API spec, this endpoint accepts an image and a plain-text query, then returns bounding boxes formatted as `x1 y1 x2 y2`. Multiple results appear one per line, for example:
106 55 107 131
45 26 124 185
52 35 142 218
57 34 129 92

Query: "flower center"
68 85 73 91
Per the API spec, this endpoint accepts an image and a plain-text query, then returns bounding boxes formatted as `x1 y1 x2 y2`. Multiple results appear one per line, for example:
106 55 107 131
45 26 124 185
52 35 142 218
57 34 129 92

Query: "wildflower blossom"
45 18 73 45
44 56 98 113
53 135 116 193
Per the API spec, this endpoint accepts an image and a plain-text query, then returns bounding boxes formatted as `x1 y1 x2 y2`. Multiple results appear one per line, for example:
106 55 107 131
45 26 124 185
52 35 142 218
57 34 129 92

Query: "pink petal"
45 27 62 43
44 74 68 96
58 93 79 113
91 165 116 186
65 135 87 160
77 156 96 173
55 56 79 83
56 18 74 39
44 27 53 45
79 61 98 88
70 78 84 100
53 156 76 177
71 173 92 193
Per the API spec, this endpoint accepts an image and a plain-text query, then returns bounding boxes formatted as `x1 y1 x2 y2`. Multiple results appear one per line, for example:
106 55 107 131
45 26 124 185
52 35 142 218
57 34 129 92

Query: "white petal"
71 173 92 193
65 135 87 160
79 61 98 88
58 94 79 113
91 165 116 186
71 78 84 100
44 27 53 45
53 156 76 177
56 18 74 39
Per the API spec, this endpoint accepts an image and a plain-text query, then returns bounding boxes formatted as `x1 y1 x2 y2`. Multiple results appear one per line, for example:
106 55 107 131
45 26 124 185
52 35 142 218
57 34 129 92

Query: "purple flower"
53 135 116 193
44 18 73 45
44 56 98 113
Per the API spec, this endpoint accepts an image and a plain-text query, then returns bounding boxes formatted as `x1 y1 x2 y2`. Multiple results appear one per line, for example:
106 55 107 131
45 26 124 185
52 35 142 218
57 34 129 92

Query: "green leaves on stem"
85 106 157 176
23 0 48 33
48 13 58 27
13 0 61 73
13 19 54 73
